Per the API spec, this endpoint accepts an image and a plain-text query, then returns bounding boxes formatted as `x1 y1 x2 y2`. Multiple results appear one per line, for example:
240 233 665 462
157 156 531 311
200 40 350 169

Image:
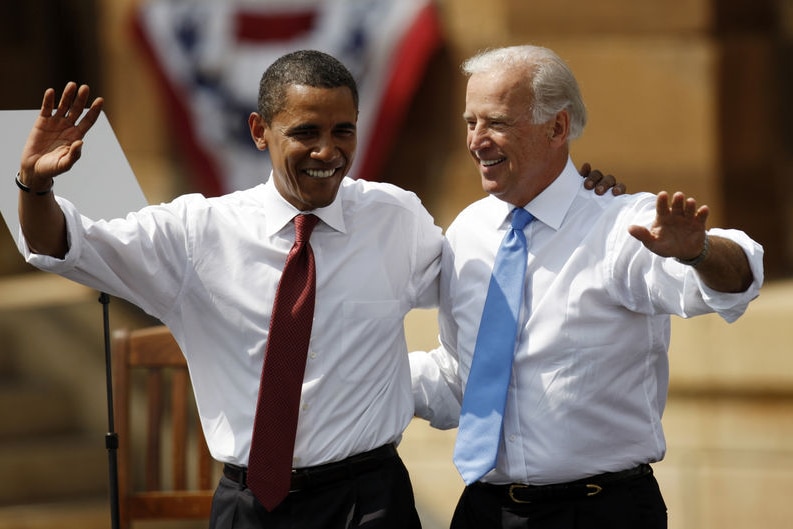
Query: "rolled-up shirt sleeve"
410 344 462 430
19 195 187 321
692 227 764 323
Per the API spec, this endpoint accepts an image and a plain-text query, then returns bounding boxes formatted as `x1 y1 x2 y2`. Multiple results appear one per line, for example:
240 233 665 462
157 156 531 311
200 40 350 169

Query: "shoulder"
340 177 429 216
171 187 262 211
134 188 263 227
576 190 656 222
447 195 497 232
610 191 657 222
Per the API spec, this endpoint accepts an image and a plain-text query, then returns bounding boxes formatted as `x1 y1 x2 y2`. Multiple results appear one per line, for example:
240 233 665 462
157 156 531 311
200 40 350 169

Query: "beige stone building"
1 1 791 528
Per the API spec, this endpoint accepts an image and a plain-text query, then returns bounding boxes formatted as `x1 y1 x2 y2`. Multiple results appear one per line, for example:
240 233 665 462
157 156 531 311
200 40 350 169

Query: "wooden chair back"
112 325 217 528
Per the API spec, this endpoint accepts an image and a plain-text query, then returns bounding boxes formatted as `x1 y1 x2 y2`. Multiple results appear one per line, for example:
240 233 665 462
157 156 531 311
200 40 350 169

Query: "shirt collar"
525 156 580 231
489 157 581 230
261 173 348 237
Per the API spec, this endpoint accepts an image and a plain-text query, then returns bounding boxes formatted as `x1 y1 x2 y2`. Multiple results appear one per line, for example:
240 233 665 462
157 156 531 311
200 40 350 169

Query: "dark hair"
257 50 359 123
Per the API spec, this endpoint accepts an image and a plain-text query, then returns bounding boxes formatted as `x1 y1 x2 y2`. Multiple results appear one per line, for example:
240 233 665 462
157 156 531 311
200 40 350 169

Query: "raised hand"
627 191 709 261
19 82 104 188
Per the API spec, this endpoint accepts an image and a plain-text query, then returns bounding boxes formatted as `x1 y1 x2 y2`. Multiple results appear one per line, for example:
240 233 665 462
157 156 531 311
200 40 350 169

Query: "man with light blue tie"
410 45 764 529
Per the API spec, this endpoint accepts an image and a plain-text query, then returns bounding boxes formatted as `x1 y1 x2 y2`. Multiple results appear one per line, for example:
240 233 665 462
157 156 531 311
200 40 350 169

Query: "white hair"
462 45 587 140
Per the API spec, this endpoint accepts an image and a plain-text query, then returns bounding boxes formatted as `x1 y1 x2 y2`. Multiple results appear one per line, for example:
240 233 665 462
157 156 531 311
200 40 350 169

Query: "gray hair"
462 45 587 140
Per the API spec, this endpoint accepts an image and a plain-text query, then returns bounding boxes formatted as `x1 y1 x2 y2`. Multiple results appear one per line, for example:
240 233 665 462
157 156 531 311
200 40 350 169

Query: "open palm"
628 191 709 260
20 82 104 182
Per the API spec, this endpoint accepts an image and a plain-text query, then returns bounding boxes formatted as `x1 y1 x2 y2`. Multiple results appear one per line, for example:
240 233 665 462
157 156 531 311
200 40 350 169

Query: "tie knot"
294 214 319 243
511 208 533 231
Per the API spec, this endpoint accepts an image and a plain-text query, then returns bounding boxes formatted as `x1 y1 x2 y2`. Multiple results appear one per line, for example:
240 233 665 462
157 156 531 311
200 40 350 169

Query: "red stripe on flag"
132 2 441 193
356 3 443 181
130 11 225 197
234 11 316 42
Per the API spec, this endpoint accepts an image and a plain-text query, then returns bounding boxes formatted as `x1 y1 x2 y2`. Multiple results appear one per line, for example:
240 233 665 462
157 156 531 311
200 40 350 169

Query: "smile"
479 157 505 167
304 168 337 178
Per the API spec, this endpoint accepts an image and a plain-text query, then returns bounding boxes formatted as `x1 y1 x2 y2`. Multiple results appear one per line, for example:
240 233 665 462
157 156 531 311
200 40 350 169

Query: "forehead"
274 84 358 124
464 69 533 115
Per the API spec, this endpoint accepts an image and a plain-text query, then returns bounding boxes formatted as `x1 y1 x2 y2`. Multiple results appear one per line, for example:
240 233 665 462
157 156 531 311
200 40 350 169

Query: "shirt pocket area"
338 300 404 382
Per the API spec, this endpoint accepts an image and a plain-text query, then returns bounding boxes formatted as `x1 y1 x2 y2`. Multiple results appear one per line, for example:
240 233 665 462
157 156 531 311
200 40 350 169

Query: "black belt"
223 443 397 492
478 464 653 504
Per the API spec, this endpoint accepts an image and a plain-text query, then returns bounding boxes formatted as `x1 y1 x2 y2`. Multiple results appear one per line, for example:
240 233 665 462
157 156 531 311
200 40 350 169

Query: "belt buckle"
508 484 531 504
586 483 602 496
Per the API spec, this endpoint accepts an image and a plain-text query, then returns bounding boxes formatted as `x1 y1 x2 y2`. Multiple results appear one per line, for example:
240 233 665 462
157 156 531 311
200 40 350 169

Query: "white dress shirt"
411 157 764 485
21 176 442 467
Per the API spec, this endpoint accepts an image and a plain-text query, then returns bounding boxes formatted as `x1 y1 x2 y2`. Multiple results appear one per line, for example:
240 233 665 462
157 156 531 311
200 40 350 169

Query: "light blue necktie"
453 207 533 485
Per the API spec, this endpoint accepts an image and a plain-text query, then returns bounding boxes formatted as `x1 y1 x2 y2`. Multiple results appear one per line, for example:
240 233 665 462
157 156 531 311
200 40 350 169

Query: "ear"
248 112 268 151
548 110 570 147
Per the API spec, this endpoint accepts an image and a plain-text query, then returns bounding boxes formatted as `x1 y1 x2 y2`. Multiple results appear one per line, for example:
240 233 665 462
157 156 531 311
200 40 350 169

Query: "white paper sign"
0 110 148 242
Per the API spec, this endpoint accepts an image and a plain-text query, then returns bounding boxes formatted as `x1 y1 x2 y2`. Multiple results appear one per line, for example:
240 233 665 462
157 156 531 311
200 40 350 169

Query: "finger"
612 183 626 196
54 140 85 174
75 97 104 135
655 191 671 217
580 163 597 189
39 88 56 117
54 82 78 119
628 224 653 245
67 141 84 165
669 192 686 215
66 84 91 122
594 173 616 194
584 169 603 190
683 197 698 217
694 204 710 224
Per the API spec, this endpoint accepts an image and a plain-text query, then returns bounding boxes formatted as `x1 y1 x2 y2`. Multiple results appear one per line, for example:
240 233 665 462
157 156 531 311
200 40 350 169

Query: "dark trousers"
450 472 667 529
209 451 421 529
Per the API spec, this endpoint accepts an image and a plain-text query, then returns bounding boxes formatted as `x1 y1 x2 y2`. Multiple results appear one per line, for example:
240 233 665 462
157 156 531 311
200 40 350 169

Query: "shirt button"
309 351 317 359
508 435 516 442
302 402 309 411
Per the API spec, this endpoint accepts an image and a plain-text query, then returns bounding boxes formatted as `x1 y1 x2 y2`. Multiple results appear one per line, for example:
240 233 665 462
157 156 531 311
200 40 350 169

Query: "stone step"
0 273 94 312
0 433 108 505
0 498 209 529
0 379 75 439
0 498 109 529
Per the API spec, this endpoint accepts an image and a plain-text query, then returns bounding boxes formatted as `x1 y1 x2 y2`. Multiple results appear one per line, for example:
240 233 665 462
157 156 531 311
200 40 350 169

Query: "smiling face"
463 67 568 207
249 84 357 211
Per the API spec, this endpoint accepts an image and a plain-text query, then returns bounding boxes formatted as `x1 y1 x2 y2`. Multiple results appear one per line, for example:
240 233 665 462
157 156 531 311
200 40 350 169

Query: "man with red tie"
17 50 438 528
16 49 618 528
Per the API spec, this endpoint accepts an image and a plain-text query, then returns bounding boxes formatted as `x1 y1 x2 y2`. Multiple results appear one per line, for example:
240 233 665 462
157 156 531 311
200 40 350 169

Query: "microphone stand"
99 292 120 529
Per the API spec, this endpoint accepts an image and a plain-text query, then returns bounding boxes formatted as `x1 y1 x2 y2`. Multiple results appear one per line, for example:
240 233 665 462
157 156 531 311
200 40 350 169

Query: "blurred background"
1 0 792 528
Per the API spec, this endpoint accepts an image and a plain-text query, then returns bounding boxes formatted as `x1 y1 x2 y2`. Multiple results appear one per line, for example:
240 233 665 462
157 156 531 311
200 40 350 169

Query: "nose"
468 123 489 150
311 135 340 162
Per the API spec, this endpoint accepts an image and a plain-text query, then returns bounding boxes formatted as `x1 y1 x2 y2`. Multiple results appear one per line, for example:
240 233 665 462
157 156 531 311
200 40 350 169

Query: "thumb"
628 224 652 246
58 140 84 172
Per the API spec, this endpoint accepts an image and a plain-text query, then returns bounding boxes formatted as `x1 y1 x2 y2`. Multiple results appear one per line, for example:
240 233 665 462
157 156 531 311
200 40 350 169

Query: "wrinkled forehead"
275 84 359 123
464 69 534 116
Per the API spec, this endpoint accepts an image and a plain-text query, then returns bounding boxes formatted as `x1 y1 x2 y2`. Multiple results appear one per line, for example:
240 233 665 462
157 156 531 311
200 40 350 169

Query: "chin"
480 177 502 195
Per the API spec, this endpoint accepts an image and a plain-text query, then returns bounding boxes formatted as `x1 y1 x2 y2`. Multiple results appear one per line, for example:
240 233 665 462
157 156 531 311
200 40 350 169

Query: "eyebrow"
462 112 510 122
286 122 357 134
286 123 319 134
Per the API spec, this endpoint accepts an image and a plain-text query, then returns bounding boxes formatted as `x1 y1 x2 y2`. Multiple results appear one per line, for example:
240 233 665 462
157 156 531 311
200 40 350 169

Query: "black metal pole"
99 292 120 529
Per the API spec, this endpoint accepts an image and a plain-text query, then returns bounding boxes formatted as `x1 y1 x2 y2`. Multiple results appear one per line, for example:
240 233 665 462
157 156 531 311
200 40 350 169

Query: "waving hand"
19 82 104 187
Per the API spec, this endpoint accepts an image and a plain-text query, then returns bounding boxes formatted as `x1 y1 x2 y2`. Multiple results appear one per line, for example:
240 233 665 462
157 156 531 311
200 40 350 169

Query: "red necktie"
247 213 319 511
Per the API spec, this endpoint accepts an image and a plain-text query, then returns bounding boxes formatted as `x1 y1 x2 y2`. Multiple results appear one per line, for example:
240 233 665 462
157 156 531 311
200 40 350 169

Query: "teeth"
480 158 504 167
306 168 336 178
